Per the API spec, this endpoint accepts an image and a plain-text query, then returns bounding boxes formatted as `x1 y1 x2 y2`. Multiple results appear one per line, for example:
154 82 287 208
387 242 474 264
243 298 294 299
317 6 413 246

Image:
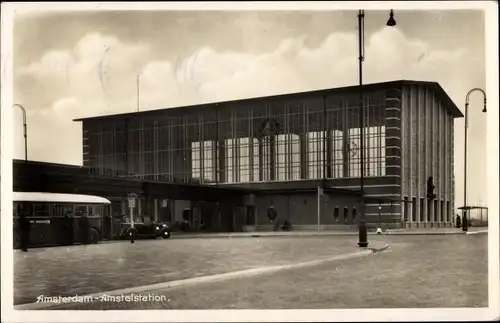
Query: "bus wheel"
90 228 100 244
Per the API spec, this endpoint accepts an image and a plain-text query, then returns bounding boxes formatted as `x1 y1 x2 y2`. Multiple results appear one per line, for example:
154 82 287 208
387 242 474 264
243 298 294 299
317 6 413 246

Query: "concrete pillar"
342 100 350 178
154 198 159 222
138 198 142 222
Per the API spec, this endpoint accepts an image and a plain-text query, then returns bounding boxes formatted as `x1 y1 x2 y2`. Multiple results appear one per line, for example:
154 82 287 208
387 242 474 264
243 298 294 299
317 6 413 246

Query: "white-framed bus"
13 192 112 248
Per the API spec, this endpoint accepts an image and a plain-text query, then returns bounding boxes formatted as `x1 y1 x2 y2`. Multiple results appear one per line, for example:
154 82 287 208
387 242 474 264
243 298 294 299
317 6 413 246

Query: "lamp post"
13 104 28 162
462 88 487 232
357 9 396 247
128 193 138 243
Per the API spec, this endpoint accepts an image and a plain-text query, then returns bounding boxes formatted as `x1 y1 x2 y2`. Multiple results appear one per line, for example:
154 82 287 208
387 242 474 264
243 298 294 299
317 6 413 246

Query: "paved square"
14 235 390 306
13 234 488 309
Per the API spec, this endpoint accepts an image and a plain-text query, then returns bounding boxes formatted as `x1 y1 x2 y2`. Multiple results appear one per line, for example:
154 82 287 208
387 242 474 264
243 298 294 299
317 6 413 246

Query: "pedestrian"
79 213 90 244
18 212 31 252
63 212 74 246
456 214 461 228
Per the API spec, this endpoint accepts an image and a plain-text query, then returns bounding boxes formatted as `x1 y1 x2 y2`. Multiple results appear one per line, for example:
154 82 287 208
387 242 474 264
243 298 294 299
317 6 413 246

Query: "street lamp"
357 9 397 247
13 104 28 162
128 193 138 243
462 88 487 232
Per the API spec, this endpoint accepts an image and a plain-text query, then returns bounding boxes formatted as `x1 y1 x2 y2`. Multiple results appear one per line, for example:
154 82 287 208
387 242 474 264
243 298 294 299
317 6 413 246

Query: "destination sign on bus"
30 219 51 224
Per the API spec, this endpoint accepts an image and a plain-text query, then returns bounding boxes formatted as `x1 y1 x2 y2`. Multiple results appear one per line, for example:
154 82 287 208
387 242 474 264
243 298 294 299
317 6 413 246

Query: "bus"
13 192 111 249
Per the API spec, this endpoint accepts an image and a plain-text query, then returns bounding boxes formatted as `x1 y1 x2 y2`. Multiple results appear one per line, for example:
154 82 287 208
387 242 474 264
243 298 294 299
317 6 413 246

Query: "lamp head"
482 99 487 113
387 9 396 26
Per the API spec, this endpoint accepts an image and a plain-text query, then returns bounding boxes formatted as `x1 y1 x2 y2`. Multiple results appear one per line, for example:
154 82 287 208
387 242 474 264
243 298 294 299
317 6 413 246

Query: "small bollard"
358 222 369 247
130 229 135 244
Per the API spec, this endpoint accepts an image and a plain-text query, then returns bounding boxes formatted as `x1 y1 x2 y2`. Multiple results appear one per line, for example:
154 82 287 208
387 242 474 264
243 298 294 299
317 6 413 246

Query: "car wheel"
90 228 100 244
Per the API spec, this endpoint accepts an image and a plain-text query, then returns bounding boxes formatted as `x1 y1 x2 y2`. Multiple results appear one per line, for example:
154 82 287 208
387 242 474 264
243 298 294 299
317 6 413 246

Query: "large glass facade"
83 91 389 184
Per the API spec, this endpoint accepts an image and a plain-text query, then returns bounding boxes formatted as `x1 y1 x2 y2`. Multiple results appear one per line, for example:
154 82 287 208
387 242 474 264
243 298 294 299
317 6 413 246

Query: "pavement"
11 229 488 310
167 227 488 239
13 235 391 309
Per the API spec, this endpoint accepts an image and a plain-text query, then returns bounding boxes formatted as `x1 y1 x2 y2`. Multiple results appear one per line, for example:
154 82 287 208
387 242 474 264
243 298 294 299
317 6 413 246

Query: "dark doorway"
246 206 256 225
160 200 173 223
220 205 234 232
412 197 417 222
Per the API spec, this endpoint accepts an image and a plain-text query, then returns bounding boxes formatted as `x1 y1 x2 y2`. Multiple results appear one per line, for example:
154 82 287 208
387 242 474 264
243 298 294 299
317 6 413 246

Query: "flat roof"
74 80 463 122
13 192 111 204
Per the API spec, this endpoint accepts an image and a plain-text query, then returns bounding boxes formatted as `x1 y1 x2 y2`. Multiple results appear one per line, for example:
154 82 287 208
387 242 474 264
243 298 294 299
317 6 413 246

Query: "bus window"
92 205 102 217
33 204 50 217
53 204 73 217
75 205 87 217
14 202 32 217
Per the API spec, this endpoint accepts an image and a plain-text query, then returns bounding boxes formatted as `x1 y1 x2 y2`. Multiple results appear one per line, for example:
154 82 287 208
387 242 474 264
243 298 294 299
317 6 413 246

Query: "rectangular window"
75 206 87 217
191 141 214 183
53 204 74 218
331 130 343 178
275 134 301 181
307 131 325 179
33 203 50 217
14 202 32 217
349 126 386 178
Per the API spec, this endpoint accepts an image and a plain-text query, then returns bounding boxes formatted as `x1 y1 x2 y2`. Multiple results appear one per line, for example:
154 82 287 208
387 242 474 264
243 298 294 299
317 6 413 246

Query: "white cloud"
14 27 486 207
19 50 74 80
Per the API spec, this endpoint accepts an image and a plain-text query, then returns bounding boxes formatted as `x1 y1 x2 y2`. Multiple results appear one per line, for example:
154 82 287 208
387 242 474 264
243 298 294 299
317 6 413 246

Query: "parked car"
118 221 171 240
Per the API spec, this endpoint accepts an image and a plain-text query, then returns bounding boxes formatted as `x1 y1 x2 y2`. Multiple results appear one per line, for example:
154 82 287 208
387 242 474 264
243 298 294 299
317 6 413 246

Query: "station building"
71 80 461 231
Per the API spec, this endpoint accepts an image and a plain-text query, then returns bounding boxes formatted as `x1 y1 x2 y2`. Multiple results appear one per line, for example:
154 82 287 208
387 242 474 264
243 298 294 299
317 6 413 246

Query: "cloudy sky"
12 7 487 207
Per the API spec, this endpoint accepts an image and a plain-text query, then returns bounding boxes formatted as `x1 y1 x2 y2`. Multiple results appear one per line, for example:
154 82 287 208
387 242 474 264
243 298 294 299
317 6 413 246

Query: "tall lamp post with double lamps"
462 88 487 232
13 104 28 162
357 9 397 247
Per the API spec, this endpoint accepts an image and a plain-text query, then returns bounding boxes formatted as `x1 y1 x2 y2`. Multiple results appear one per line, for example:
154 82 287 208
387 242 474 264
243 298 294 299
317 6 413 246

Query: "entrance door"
220 205 234 232
191 203 201 232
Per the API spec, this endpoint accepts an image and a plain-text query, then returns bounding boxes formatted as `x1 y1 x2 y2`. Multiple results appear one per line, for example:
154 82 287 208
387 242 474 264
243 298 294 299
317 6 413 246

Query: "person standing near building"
267 202 278 231
18 212 31 252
